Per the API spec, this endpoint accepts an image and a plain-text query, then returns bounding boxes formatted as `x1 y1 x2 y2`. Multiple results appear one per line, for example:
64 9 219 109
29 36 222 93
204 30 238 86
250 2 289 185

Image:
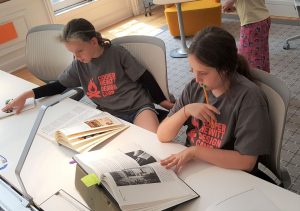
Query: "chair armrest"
63 87 84 101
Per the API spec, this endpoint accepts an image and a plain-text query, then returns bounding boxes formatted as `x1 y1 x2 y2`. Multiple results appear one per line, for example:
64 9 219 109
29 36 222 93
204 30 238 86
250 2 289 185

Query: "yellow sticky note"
81 173 100 187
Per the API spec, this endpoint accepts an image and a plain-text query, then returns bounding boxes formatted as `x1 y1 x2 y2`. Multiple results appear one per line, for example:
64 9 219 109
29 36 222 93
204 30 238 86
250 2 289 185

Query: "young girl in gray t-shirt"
157 26 271 177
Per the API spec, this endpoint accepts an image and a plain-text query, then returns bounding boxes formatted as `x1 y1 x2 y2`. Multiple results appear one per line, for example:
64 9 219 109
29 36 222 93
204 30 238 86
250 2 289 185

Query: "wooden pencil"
203 84 209 104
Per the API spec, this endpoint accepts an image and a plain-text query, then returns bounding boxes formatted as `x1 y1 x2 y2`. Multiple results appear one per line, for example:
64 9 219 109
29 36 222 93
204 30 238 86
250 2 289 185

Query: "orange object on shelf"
0 22 18 44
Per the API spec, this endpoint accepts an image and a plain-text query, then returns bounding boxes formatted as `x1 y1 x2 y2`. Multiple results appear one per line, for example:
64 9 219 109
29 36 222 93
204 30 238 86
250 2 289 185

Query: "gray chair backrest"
111 35 173 101
25 24 73 83
251 68 291 188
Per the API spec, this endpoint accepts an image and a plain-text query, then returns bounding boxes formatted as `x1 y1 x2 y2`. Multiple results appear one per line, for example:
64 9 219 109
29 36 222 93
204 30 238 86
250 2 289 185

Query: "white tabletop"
1 70 300 211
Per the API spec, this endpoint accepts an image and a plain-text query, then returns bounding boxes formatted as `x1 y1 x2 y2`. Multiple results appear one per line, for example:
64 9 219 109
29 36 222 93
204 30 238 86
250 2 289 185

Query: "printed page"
0 98 35 119
56 112 123 139
102 162 198 211
38 105 100 141
74 149 158 178
74 126 129 153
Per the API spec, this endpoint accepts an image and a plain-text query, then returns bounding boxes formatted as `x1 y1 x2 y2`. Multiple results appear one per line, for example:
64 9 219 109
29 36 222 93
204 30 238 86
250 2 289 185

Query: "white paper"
38 105 101 141
205 188 281 211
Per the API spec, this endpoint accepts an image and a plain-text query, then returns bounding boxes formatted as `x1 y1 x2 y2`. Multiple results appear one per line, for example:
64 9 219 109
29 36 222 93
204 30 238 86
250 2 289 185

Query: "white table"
1 70 300 211
154 0 193 58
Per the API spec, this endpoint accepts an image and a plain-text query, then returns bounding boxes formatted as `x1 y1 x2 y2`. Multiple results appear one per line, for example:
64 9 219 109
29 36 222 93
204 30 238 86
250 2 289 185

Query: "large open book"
55 112 129 153
74 149 199 211
0 98 36 119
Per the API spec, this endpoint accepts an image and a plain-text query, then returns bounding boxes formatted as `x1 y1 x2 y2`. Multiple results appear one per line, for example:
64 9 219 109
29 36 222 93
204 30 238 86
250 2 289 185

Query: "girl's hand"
160 147 196 173
222 0 236 13
185 103 220 123
2 90 34 114
159 100 174 110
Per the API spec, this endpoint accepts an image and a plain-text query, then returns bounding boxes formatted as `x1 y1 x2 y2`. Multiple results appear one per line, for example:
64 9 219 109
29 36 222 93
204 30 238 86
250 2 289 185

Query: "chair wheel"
283 43 290 50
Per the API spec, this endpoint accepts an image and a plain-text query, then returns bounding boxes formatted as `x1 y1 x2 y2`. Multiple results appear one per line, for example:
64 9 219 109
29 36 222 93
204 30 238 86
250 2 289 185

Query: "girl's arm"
33 81 67 99
161 146 258 172
138 70 174 110
157 107 189 143
2 81 67 114
157 103 220 143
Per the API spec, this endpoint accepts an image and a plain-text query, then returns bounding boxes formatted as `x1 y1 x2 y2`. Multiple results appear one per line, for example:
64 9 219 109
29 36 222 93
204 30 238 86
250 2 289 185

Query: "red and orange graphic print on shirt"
86 72 117 99
187 117 227 148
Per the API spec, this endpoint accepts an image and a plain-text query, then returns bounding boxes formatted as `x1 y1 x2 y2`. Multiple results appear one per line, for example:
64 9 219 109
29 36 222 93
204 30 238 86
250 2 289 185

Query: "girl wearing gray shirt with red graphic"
157 27 271 179
2 18 173 133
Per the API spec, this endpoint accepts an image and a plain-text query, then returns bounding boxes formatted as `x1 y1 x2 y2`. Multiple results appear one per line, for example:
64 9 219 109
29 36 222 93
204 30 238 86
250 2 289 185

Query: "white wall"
0 0 50 72
0 0 133 73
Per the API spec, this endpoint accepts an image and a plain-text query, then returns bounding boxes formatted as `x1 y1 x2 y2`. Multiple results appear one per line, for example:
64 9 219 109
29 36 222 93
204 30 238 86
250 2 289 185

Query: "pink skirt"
239 17 271 73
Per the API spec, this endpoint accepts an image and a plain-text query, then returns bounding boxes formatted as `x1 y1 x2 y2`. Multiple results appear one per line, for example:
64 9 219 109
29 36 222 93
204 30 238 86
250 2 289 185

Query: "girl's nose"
195 76 202 84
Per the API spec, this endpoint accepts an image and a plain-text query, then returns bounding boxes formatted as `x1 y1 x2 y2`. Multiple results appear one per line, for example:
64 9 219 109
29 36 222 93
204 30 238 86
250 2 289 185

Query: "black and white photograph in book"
125 150 156 166
109 166 160 186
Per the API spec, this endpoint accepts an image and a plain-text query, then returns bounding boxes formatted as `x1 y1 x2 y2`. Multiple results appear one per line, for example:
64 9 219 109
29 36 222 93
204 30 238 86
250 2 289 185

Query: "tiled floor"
82 17 300 194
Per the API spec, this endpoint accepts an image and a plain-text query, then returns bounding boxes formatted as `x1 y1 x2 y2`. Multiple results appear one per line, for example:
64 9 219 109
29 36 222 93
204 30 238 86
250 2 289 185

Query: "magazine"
74 149 199 211
0 98 36 119
55 112 129 153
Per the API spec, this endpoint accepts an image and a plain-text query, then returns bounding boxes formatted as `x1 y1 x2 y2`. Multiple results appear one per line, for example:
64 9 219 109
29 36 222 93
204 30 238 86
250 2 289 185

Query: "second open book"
74 148 199 211
55 112 128 153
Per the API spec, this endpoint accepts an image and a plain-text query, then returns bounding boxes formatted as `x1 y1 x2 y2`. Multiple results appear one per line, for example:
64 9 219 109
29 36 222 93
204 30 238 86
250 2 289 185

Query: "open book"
74 149 199 211
0 98 36 119
55 112 129 153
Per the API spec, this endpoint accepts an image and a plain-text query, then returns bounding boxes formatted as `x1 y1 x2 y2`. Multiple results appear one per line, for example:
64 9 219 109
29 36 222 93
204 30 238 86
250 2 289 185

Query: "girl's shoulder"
109 44 129 54
232 74 267 105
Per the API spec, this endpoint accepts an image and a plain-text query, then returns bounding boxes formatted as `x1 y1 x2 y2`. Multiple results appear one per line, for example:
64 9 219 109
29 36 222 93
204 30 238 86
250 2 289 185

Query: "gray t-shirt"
58 45 152 115
169 74 271 156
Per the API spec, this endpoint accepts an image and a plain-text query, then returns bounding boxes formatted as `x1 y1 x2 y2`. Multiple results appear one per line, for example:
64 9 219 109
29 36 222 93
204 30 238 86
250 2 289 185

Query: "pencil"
203 84 209 105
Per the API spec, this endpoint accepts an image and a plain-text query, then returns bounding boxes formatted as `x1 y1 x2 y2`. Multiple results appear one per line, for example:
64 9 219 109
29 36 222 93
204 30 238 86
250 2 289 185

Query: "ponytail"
236 54 253 81
95 32 111 48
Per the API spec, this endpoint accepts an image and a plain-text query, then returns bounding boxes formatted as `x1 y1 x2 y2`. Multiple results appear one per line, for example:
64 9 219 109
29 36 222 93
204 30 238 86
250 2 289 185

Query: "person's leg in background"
238 17 271 73
134 109 159 133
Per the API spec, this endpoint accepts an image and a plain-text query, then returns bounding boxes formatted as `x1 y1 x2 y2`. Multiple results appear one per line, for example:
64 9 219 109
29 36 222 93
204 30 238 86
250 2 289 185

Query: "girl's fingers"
206 104 220 115
204 109 217 122
160 155 175 165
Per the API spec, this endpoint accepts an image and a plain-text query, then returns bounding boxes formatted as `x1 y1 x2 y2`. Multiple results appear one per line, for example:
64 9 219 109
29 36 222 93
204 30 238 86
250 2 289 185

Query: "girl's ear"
90 37 98 46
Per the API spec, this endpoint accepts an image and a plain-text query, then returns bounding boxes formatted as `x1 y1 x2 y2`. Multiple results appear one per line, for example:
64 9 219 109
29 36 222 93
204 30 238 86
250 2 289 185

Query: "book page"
0 98 35 119
55 112 123 139
38 105 100 141
74 149 158 178
103 162 198 211
74 126 129 153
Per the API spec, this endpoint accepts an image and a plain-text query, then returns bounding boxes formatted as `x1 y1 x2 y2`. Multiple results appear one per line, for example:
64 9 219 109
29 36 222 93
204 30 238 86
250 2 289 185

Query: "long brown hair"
61 18 111 48
188 26 252 82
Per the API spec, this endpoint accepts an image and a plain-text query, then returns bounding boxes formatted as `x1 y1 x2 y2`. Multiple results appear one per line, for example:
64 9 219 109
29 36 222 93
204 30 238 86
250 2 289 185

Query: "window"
51 0 92 13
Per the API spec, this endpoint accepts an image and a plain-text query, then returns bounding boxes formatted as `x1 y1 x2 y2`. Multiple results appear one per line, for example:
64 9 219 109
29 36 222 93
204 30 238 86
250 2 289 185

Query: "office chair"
111 35 175 121
251 68 291 188
283 0 300 50
25 24 83 100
